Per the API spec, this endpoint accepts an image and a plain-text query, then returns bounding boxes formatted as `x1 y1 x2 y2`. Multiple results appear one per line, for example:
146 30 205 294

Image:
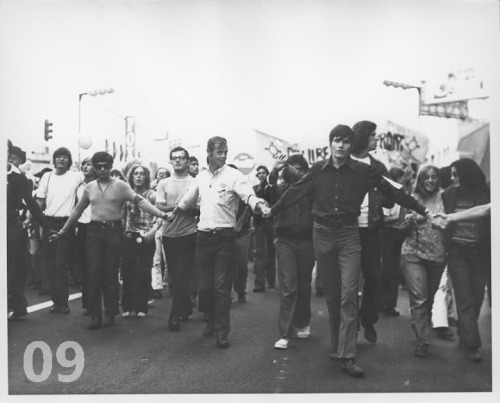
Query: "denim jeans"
401 254 445 345
42 217 75 307
253 223 276 289
196 229 236 337
447 245 490 349
276 236 315 338
86 223 123 319
313 222 361 359
359 228 382 327
163 233 197 319
7 214 29 316
121 236 155 314
233 232 250 294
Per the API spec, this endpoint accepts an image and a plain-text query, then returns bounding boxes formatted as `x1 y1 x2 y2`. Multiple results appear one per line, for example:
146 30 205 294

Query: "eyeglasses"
94 163 111 170
171 156 187 161
55 155 69 160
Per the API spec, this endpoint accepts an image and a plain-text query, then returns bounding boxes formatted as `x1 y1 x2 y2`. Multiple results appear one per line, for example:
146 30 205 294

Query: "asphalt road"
7 269 492 395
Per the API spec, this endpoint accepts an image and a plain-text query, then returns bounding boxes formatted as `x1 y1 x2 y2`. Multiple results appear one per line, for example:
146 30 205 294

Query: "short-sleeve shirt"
36 170 83 217
156 176 197 237
125 189 157 233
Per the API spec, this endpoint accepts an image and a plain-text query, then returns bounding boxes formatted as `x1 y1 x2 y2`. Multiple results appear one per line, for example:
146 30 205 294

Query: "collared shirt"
177 164 260 231
270 156 426 222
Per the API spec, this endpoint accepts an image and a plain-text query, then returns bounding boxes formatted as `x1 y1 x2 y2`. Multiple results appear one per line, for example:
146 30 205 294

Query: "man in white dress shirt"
167 136 267 348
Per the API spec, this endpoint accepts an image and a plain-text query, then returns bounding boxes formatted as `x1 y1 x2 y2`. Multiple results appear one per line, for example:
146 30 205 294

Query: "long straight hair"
413 165 441 201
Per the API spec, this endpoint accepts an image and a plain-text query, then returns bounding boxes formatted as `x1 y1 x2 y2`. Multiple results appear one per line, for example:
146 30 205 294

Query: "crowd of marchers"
7 121 491 378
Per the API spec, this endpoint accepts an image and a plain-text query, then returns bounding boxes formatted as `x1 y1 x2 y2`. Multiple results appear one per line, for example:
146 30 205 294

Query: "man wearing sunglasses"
36 147 83 315
50 151 169 330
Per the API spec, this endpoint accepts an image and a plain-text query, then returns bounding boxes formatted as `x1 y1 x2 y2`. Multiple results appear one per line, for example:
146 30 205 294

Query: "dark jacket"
441 186 491 252
262 166 314 240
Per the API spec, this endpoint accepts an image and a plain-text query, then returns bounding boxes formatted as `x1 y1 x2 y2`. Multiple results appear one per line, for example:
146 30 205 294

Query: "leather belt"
314 215 357 229
89 219 122 229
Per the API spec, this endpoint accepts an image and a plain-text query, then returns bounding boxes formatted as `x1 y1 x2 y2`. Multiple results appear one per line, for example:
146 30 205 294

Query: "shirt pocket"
215 184 230 206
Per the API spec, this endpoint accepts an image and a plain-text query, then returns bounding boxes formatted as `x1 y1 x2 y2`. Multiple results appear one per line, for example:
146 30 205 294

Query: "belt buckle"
100 221 109 229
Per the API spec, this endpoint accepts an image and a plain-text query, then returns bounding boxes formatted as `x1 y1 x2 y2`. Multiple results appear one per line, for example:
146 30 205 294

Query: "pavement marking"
27 292 82 313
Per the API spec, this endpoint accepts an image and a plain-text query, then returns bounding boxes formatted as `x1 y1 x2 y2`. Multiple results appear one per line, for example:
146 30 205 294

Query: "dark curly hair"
451 158 489 195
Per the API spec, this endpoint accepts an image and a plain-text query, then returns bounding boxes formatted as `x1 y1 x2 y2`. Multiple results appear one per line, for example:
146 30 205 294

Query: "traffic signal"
44 119 53 141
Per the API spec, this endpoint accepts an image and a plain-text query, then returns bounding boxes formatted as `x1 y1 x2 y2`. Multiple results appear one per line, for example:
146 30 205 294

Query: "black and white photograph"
1 0 498 401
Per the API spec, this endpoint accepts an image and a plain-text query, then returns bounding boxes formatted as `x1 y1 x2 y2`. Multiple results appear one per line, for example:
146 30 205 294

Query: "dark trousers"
276 236 315 338
313 223 361 359
233 232 250 294
75 223 89 309
121 236 155 314
42 217 74 307
379 229 403 309
359 228 382 327
196 229 236 337
163 233 197 319
86 223 123 319
253 223 276 289
7 215 29 316
447 245 490 349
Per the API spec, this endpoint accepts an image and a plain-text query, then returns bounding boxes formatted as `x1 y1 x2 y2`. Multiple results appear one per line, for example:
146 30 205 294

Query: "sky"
0 0 499 167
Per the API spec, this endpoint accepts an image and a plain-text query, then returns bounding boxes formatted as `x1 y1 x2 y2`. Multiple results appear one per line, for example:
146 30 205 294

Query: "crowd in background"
6 122 491 378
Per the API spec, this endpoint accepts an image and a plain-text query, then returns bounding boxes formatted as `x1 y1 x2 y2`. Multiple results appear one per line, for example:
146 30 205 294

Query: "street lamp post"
78 87 115 165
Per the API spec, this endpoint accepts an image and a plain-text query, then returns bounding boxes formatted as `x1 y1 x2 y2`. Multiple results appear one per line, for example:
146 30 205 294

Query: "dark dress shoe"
436 327 454 340
103 316 115 328
88 317 102 330
364 324 377 344
202 323 215 337
253 288 265 293
168 319 181 331
237 293 246 303
59 305 70 314
340 359 365 378
466 347 481 362
414 343 429 357
216 335 229 349
383 307 400 317
49 305 60 314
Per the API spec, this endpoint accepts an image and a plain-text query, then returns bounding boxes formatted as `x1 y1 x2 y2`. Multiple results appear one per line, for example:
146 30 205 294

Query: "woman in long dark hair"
441 158 490 362
400 165 446 358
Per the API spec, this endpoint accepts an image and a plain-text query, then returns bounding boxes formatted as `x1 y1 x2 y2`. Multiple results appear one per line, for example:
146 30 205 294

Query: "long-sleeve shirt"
269 156 427 222
7 164 51 232
177 164 261 231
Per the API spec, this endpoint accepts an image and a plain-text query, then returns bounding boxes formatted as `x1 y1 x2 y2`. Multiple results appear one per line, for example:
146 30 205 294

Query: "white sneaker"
148 299 155 305
297 325 311 339
137 312 147 317
122 311 132 318
274 338 290 350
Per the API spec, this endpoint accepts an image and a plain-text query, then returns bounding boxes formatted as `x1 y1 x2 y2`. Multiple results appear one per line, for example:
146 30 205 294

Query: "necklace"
97 180 111 194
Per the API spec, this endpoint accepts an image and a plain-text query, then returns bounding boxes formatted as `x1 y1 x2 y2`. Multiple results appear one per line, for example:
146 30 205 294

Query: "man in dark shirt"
253 165 276 292
7 140 53 320
263 124 434 378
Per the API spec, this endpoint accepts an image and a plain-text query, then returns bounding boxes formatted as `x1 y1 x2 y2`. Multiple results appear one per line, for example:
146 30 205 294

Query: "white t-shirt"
76 181 92 224
350 155 370 228
36 170 83 217
156 175 197 237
